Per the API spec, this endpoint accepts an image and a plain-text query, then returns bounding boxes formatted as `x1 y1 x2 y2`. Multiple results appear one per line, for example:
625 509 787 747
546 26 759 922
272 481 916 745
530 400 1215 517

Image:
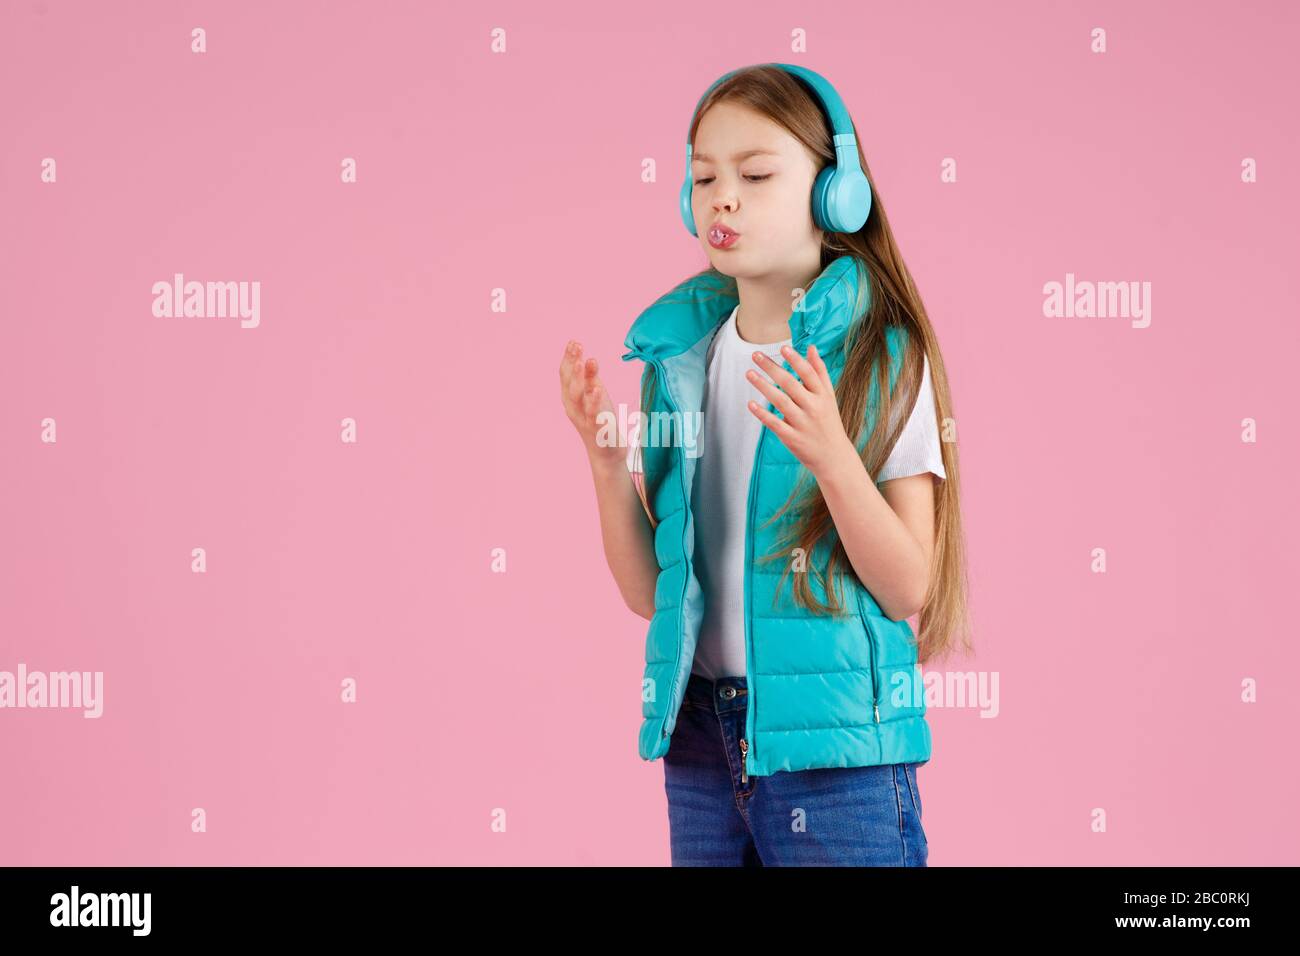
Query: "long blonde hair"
637 65 971 665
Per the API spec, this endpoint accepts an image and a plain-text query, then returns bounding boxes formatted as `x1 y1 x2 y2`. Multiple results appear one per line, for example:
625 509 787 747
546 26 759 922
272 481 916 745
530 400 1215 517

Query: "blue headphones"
679 63 872 237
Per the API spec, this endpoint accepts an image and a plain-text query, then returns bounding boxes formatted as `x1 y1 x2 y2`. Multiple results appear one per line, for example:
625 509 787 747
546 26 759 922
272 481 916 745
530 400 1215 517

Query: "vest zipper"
741 420 765 782
650 356 694 742
855 589 882 724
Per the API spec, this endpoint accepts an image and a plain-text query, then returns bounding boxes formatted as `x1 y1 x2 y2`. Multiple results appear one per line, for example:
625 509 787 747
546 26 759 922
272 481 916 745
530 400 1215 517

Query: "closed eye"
694 174 771 185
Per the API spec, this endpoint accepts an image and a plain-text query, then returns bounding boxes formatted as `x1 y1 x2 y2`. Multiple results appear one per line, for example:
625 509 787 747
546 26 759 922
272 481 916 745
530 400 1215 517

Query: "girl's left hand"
746 343 857 479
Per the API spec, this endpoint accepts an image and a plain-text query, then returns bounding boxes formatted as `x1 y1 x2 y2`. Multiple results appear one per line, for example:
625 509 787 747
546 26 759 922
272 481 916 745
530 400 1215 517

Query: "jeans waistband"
685 672 748 714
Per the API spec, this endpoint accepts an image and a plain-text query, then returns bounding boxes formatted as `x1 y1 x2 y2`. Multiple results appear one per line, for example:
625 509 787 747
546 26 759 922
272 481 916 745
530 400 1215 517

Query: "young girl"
559 63 971 866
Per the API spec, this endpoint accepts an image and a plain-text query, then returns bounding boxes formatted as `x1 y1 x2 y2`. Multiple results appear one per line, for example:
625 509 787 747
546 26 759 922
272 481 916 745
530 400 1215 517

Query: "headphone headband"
685 63 854 144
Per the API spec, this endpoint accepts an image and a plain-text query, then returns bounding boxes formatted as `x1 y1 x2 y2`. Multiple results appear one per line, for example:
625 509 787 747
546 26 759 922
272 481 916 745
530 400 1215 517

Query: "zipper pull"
739 738 749 783
873 702 880 723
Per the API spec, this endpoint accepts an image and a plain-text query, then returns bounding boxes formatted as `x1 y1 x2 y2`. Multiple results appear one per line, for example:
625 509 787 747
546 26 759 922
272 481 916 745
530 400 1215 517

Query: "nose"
711 191 737 215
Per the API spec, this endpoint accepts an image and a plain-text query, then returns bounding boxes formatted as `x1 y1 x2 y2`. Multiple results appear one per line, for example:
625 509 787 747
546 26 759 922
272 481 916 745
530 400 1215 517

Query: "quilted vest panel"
622 255 932 777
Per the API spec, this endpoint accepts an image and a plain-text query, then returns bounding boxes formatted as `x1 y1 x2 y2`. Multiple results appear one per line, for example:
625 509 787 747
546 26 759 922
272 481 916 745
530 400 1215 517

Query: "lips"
707 222 740 249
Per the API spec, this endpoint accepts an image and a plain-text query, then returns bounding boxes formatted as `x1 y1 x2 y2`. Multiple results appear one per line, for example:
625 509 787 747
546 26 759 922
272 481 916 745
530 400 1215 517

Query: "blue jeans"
663 673 929 866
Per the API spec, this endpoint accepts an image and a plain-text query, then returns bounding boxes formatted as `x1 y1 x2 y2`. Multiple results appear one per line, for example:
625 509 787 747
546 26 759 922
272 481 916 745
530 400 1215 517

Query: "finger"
777 344 822 394
566 344 588 406
582 376 604 419
590 359 611 403
562 339 588 377
560 341 582 405
582 357 604 403
745 366 800 420
582 359 612 418
559 340 575 386
751 351 811 408
806 343 833 390
747 398 797 443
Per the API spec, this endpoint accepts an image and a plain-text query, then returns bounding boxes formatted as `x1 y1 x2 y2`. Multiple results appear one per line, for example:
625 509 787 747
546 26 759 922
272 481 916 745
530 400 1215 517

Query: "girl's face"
689 101 824 279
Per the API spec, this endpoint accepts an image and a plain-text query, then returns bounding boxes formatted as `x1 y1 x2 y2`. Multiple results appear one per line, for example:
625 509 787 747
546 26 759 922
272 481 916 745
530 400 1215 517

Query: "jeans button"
720 686 736 700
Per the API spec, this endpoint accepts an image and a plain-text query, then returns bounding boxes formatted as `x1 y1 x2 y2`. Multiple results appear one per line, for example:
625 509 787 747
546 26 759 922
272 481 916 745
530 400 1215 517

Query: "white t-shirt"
627 305 946 680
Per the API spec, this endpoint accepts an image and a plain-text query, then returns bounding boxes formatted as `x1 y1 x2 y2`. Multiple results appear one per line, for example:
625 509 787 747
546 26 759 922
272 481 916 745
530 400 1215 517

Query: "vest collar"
622 254 866 363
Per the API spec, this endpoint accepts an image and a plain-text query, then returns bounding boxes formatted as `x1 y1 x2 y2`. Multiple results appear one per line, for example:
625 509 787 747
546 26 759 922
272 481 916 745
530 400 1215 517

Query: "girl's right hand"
559 340 625 467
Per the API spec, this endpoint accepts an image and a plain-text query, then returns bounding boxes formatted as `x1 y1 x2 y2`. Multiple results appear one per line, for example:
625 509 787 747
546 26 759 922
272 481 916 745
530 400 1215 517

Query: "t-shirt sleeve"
875 352 947 484
627 429 646 499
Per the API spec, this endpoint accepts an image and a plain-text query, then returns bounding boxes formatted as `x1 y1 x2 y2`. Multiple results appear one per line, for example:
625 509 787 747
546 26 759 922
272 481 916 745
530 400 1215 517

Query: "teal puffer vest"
621 254 931 777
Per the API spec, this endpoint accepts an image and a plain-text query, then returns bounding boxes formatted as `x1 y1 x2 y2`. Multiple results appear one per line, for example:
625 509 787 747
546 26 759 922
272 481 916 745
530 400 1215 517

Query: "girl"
559 64 971 866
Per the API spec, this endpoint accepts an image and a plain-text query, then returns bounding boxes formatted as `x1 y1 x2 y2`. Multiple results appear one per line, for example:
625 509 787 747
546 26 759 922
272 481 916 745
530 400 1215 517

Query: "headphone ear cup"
811 165 837 232
823 168 872 234
680 177 698 236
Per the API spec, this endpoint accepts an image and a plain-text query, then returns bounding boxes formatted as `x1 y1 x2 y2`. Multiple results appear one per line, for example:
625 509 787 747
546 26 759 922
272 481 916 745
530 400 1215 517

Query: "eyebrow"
691 148 781 163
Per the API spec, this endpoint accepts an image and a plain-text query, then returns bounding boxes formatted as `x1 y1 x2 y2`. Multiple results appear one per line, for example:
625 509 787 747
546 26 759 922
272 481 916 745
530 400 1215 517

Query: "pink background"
2 0 1297 866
